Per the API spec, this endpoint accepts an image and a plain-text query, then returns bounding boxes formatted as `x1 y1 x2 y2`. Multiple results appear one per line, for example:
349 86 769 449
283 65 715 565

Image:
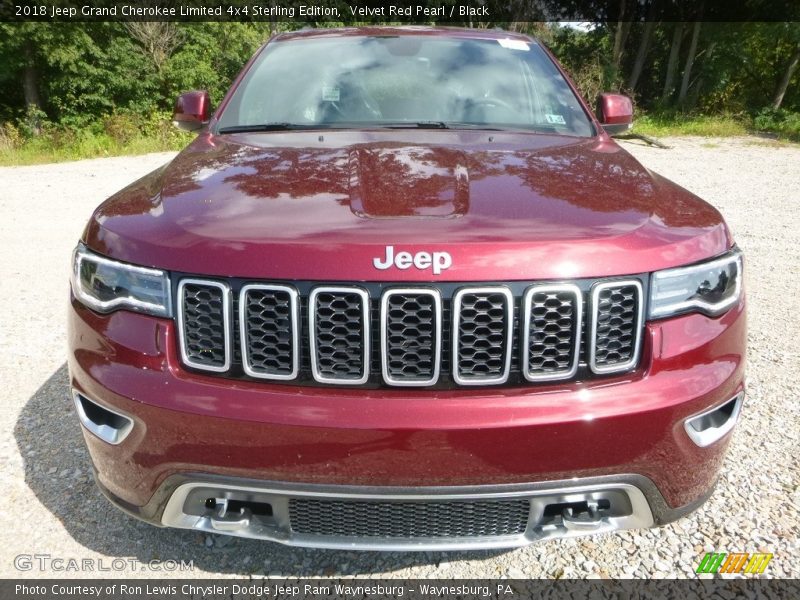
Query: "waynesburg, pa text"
15 583 515 597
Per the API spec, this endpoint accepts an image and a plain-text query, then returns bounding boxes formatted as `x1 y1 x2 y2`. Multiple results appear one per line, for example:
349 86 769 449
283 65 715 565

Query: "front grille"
522 285 582 381
381 289 441 385
240 284 298 379
589 281 644 374
177 279 230 372
288 498 530 539
176 277 646 387
452 288 513 385
310 287 370 383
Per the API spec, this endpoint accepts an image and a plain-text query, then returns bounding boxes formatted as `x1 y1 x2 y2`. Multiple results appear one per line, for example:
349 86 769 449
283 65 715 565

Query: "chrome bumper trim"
684 392 744 447
161 479 654 551
72 390 133 445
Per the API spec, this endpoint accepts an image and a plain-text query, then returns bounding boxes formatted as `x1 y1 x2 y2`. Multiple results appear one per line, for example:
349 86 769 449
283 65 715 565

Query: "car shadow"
15 364 511 576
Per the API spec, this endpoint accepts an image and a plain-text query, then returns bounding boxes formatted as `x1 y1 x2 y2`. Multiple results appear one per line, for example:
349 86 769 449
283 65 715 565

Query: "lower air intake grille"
177 280 229 371
288 498 531 539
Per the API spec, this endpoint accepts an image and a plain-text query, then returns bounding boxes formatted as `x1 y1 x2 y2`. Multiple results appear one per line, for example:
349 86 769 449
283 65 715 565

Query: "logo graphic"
696 552 773 574
373 246 452 275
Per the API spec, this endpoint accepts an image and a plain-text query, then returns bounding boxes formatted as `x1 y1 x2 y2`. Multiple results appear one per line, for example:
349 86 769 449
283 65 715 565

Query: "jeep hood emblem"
373 246 452 275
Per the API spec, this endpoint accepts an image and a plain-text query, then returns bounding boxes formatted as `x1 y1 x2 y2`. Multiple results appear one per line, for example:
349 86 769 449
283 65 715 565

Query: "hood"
85 130 731 281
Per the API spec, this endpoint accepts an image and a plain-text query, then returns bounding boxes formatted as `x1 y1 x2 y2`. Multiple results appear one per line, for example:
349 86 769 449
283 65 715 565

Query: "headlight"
649 249 742 319
71 243 172 317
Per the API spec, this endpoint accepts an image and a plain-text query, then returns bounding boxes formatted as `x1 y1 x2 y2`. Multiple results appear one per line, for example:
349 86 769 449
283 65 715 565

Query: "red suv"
68 27 745 550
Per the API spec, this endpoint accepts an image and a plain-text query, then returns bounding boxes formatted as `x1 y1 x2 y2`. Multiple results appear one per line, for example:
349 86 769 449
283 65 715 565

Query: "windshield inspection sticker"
321 85 340 102
498 38 530 51
545 113 567 125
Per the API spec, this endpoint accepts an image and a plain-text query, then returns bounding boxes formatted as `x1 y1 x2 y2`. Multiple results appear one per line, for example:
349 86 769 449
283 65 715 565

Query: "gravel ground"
0 137 798 579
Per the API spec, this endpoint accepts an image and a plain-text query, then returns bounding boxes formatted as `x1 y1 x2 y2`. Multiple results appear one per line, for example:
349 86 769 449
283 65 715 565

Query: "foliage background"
0 20 798 163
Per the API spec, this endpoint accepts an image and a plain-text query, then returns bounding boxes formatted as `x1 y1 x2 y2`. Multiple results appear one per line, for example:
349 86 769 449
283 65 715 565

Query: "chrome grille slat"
309 287 370 384
589 280 644 374
177 279 231 372
240 284 299 380
452 287 513 385
522 284 582 382
381 288 442 386
288 497 530 539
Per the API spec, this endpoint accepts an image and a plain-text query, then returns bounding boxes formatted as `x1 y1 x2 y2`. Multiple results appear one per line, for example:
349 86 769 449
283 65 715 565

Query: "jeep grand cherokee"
68 27 745 550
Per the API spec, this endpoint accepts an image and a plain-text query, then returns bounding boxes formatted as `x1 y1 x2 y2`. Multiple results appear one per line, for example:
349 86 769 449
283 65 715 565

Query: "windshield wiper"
442 122 509 131
380 121 515 131
219 121 514 133
380 121 451 129
217 123 318 134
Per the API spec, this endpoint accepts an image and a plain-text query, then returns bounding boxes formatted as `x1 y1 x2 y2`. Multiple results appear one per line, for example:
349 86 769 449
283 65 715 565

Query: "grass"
0 130 188 166
1 111 798 166
632 110 800 143
632 113 749 138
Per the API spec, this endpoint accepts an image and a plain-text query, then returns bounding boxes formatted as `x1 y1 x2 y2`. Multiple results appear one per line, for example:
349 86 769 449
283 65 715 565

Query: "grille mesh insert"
179 282 227 368
454 290 510 382
384 291 438 383
242 287 295 377
593 283 640 368
525 288 579 378
288 498 530 539
312 290 367 381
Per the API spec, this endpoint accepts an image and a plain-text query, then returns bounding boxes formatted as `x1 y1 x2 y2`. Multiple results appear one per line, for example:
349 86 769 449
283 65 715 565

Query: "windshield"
217 35 595 137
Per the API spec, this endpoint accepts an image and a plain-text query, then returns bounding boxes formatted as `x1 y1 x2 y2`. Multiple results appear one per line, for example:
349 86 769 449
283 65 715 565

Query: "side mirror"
172 91 211 132
597 93 633 135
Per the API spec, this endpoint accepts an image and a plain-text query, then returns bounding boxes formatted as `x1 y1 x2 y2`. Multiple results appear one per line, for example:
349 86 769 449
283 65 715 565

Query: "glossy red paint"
84 26 732 281
69 27 747 534
83 131 730 281
68 294 745 509
598 93 634 126
172 91 211 132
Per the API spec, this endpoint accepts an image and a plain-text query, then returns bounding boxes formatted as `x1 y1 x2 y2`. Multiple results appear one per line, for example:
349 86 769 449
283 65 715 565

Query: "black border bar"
2 0 800 23
3 579 800 599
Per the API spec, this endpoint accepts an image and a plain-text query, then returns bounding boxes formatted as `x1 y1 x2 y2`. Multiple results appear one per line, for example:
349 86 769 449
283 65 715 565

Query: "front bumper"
94 472 714 551
68 293 746 548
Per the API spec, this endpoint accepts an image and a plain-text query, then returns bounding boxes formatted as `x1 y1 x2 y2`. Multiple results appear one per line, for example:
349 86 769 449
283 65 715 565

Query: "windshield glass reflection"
218 36 594 137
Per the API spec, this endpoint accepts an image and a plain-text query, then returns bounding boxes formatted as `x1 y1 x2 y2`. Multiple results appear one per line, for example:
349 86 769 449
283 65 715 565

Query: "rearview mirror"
172 91 211 132
597 93 633 135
